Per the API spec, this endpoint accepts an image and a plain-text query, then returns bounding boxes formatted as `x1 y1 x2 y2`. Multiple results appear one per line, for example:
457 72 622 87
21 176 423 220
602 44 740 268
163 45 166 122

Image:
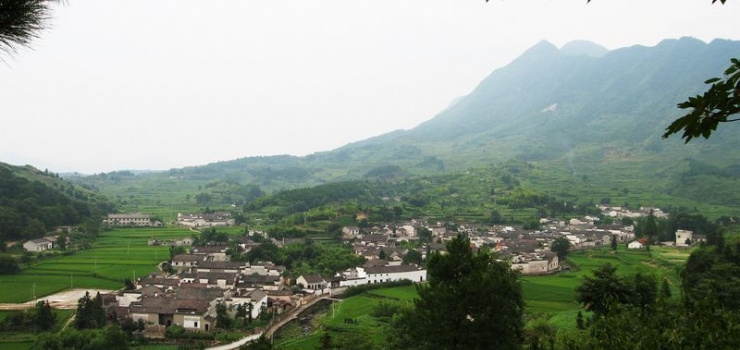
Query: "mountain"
0 162 114 244
72 37 740 214
560 40 609 57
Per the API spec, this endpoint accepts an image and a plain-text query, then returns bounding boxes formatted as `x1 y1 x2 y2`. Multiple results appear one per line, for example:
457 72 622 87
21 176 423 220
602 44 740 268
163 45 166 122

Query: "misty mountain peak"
560 40 609 57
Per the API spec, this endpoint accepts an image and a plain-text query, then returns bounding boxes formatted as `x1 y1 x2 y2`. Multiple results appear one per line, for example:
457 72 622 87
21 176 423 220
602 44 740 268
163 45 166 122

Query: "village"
49 203 703 339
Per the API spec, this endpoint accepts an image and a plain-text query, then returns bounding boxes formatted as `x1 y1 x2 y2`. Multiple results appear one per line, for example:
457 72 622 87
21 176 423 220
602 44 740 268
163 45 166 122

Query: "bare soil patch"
0 288 116 310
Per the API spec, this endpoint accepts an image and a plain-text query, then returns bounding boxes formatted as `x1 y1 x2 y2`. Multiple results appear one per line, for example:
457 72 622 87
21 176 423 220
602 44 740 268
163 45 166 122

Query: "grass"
0 227 194 303
275 245 692 348
520 245 689 329
274 286 418 349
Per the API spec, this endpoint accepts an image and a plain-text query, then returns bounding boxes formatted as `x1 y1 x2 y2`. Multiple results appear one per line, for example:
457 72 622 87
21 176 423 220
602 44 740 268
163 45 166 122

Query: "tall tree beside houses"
550 237 571 260
75 291 106 330
388 235 524 350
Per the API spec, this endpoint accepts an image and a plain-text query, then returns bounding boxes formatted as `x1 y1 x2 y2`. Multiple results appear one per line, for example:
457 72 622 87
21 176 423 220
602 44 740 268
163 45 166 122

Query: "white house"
23 238 53 252
364 264 426 284
105 213 161 227
296 274 327 290
627 241 644 249
676 230 693 247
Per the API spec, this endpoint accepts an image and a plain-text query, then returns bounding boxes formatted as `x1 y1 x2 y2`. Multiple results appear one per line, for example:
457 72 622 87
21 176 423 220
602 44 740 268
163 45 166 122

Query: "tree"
0 254 20 274
56 232 66 251
216 301 232 329
550 237 571 260
417 227 432 244
75 291 106 329
664 57 740 142
0 0 61 55
610 234 618 252
35 300 56 331
389 235 524 350
575 264 634 317
402 249 423 265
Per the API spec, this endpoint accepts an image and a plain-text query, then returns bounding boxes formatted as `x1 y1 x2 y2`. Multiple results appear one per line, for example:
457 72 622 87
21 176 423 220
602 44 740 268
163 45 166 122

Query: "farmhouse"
296 274 327 290
105 213 161 227
364 264 426 284
23 238 53 252
675 230 694 246
628 241 644 249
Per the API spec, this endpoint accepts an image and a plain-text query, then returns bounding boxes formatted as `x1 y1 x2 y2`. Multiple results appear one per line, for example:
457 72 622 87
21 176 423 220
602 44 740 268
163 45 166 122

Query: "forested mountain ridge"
71 37 740 214
0 162 114 244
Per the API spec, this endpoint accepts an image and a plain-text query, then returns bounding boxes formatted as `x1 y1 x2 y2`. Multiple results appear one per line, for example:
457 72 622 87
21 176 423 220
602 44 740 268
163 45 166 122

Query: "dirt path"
0 289 116 310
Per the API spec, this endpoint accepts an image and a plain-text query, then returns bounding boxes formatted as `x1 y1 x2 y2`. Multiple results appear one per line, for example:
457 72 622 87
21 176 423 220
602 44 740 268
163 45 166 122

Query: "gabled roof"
300 274 326 284
365 264 422 274
197 260 244 270
248 289 268 301
173 254 203 262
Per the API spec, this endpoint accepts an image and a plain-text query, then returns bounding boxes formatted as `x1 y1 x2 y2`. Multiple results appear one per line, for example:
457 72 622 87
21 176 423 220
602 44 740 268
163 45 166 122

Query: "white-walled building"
676 230 694 247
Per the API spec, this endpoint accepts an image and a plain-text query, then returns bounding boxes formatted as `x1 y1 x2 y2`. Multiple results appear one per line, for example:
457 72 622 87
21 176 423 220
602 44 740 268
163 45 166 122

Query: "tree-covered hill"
0 162 114 245
70 37 740 216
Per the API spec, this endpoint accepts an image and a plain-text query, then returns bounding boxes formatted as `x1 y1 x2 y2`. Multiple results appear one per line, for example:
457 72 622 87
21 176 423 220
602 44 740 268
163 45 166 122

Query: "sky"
1 0 739 174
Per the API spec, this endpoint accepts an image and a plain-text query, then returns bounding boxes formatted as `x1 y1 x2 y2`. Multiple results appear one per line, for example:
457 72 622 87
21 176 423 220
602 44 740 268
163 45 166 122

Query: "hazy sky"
1 0 738 174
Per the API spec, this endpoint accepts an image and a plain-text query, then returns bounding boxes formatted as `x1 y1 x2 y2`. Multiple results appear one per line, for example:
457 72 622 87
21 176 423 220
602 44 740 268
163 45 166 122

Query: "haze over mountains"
61 37 740 209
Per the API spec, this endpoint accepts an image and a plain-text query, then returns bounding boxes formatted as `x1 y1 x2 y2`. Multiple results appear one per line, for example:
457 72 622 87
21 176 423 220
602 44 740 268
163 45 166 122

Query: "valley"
2 36 740 349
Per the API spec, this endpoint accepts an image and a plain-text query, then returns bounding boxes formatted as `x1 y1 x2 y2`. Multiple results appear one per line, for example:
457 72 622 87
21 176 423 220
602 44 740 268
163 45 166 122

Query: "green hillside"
0 163 114 244
68 38 740 217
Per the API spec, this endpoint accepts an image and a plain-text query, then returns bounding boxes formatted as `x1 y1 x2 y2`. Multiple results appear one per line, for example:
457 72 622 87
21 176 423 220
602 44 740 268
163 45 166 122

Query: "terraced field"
0 227 194 303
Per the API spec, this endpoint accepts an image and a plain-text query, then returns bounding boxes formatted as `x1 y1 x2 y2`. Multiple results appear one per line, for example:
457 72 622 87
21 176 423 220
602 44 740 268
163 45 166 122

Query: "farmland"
0 227 195 303
273 245 691 349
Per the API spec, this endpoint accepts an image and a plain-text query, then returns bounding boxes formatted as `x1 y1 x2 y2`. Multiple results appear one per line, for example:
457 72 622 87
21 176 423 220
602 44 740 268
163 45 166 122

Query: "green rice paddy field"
0 227 195 303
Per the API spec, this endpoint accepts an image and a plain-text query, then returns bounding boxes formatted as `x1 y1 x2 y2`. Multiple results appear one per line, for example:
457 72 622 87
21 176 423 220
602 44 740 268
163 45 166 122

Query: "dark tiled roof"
365 264 422 274
301 274 325 284
173 254 203 262
197 260 244 270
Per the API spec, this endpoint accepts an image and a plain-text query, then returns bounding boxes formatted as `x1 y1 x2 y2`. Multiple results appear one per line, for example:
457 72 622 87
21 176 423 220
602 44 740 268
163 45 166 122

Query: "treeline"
236 237 364 278
0 165 113 242
245 181 374 214
633 208 731 243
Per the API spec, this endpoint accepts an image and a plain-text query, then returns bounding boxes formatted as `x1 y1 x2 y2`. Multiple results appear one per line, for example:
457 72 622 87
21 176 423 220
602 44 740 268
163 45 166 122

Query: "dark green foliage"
371 300 409 319
631 272 657 316
525 316 556 350
664 57 740 142
243 240 363 277
0 300 56 332
0 253 20 274
551 237 571 260
575 264 635 317
610 235 617 251
0 164 111 242
33 326 130 350
216 301 232 329
682 242 740 311
402 249 423 265
75 291 106 329
389 236 523 350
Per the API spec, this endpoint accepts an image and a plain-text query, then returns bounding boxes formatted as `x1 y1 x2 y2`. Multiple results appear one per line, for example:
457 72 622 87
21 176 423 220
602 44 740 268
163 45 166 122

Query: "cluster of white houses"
94 243 427 335
176 212 234 228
